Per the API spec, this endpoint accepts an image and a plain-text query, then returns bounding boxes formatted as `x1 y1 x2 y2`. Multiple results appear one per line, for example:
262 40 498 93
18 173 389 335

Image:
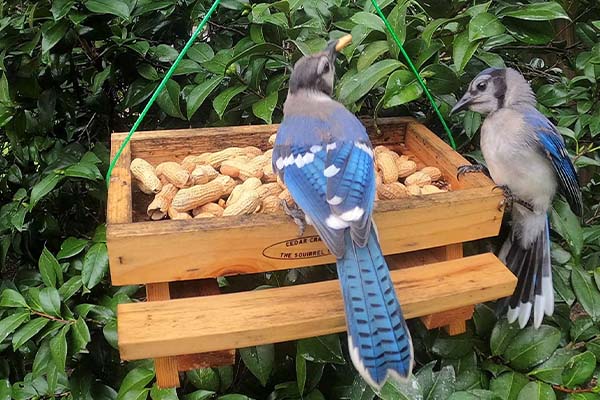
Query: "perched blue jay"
272 39 413 387
451 67 583 329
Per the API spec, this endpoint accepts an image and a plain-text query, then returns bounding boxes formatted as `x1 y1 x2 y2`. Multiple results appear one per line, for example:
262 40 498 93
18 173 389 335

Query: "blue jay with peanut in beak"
272 35 413 388
451 67 583 328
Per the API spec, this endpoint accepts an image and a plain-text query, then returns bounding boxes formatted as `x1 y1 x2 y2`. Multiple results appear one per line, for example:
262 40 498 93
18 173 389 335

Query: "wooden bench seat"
118 253 516 361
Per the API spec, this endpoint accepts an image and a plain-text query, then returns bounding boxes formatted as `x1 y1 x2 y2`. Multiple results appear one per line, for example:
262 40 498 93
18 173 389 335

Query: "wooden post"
421 244 474 335
147 283 181 388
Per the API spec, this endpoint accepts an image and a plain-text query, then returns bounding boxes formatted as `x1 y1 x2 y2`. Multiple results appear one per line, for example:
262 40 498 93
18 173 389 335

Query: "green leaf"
490 319 521 356
187 43 214 64
449 390 501 400
0 311 29 342
81 243 109 289
386 3 407 59
378 375 422 400
117 368 154 399
42 20 69 54
12 318 50 350
566 394 600 400
529 348 579 385
572 265 600 321
59 276 83 301
297 334 345 364
173 59 204 76
184 390 216 400
383 70 423 108
490 372 529 400
50 325 69 371
52 0 75 20
476 52 506 68
150 384 178 400
213 85 247 119
469 12 505 41
0 379 10 400
357 41 389 72
432 333 474 359
0 74 10 105
39 287 61 317
252 92 278 124
64 162 102 180
85 0 131 20
187 368 220 392
338 60 402 104
57 237 88 260
239 344 274 386
500 2 570 21
225 43 280 73
422 64 460 95
30 173 63 209
586 337 600 360
551 200 583 259
39 247 59 288
453 31 480 73
296 355 306 394
0 289 28 308
71 317 91 354
350 12 385 32
562 351 596 388
503 325 561 370
422 18 449 46
138 64 160 81
426 365 456 400
156 80 184 119
103 319 118 349
516 382 555 400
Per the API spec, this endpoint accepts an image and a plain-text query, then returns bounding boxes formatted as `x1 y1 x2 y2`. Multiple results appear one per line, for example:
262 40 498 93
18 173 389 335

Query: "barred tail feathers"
336 227 413 388
498 215 552 328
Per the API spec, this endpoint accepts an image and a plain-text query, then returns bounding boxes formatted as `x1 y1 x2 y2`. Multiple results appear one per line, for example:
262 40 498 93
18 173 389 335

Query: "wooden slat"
117 253 516 360
405 122 494 191
421 244 471 334
169 280 236 372
108 187 503 285
146 283 180 388
107 136 132 225
114 117 411 165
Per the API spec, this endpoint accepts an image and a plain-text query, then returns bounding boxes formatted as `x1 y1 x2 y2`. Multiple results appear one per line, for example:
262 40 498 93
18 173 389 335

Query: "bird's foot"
492 185 535 212
457 164 490 180
280 200 306 237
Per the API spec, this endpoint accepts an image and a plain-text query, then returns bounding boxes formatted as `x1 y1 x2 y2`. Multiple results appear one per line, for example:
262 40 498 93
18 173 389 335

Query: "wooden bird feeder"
107 117 517 388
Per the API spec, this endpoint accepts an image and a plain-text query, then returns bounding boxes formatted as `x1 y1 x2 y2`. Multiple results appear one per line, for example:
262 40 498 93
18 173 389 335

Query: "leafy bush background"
0 0 599 399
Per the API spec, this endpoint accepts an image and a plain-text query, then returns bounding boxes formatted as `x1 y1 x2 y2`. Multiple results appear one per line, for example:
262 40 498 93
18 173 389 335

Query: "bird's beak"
326 34 352 60
450 93 473 115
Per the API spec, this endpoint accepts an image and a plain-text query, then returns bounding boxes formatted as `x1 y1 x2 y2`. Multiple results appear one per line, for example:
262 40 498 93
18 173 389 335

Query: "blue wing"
524 110 583 216
272 107 376 258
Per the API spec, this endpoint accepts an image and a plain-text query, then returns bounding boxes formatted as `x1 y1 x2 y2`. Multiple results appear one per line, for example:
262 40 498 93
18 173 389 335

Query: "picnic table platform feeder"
106 117 517 388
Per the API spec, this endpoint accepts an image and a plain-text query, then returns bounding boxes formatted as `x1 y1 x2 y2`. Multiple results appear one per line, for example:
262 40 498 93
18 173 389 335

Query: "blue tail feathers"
336 226 413 388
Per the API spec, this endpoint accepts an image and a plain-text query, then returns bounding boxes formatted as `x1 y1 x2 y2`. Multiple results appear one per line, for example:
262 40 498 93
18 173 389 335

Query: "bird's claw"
457 164 489 180
280 200 306 237
492 185 535 213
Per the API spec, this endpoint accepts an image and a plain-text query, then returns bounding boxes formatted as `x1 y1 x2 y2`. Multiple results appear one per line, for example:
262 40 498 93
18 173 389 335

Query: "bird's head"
451 67 536 116
451 68 507 116
288 35 352 97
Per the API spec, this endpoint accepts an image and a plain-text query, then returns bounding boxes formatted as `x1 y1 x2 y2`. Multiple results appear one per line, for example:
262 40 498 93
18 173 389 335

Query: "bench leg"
146 283 181 388
420 244 472 335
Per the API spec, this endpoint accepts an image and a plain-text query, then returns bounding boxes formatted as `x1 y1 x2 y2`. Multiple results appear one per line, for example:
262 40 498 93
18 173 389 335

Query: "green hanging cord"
105 0 222 187
370 0 457 150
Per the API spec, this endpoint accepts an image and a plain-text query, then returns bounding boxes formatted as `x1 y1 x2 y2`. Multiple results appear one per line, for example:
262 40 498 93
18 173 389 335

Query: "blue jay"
451 67 583 329
272 39 413 388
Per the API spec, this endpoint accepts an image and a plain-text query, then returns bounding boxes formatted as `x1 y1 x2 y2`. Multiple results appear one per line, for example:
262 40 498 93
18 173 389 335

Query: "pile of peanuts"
130 135 449 220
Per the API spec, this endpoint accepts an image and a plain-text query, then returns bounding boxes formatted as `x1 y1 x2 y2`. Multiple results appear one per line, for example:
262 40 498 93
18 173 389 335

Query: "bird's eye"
322 62 330 73
476 82 487 91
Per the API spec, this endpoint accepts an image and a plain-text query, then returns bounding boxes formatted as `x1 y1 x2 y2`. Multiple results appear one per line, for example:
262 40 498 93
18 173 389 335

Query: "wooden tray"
107 117 504 285
106 117 516 388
